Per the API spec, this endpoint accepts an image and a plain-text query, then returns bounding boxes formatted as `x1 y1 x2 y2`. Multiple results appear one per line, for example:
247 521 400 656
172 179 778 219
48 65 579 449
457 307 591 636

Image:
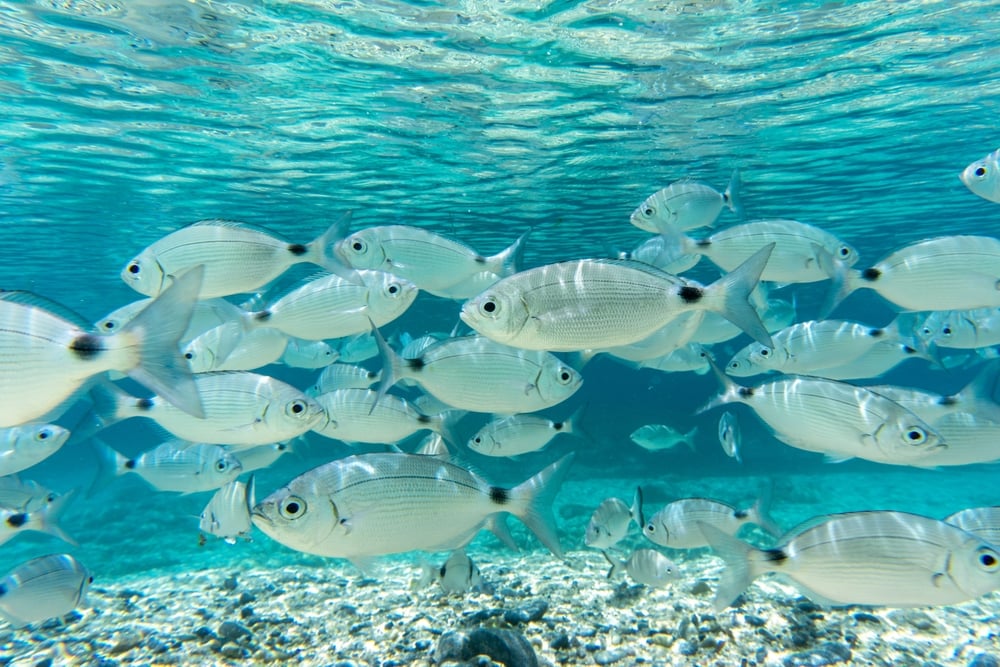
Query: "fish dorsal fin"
0 291 92 328
189 218 290 241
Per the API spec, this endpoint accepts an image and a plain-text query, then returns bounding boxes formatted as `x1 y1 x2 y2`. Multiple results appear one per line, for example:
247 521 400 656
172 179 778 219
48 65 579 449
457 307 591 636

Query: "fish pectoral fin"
931 571 946 589
523 382 536 396
822 454 854 464
347 556 379 576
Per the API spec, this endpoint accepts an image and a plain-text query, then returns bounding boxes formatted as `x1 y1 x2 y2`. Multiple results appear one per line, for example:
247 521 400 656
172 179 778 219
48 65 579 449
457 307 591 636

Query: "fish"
0 477 58 513
595 311 705 365
0 424 71 478
334 332 379 363
335 225 528 294
809 340 926 381
183 323 288 373
826 235 1000 314
227 442 293 473
0 554 92 628
309 363 381 395
95 440 243 494
200 477 255 544
920 307 1000 350
243 270 418 341
617 235 701 275
121 216 346 298
700 367 944 465
460 244 776 352
90 372 324 448
251 452 573 565
629 424 698 453
667 219 859 284
642 495 781 549
413 548 488 594
0 492 75 547
0 265 205 427
702 511 1000 610
375 332 583 414
960 149 1000 204
634 343 711 375
312 388 455 445
468 404 583 457
717 411 741 463
630 171 740 233
280 337 339 369
944 507 1000 546
585 490 643 550
413 432 450 458
605 549 679 588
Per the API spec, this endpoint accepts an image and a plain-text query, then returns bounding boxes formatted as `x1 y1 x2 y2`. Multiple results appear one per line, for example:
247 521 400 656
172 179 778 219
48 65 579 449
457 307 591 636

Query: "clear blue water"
4 0 1000 662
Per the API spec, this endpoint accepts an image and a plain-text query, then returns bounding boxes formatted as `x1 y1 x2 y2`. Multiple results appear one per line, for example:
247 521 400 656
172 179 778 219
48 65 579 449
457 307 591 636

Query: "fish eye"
102 320 116 330
479 297 501 317
645 523 655 533
387 282 401 295
127 262 141 275
556 368 574 384
279 495 307 520
215 460 228 472
904 427 928 444
350 238 367 253
473 437 482 444
36 428 52 441
759 348 770 357
977 547 999 569
941 326 952 336
184 351 195 360
976 166 988 178
838 246 851 257
643 206 655 216
286 399 308 417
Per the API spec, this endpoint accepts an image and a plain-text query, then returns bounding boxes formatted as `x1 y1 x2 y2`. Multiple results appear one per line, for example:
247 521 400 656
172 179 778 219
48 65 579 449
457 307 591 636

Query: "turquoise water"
4 0 1000 664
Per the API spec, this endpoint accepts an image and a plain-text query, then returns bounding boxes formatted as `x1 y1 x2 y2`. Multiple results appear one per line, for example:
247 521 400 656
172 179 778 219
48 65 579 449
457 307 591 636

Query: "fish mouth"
249 506 271 525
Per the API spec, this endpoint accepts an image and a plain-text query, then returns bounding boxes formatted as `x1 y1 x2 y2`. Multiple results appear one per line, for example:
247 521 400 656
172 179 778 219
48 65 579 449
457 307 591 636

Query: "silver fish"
460 244 775 352
605 548 679 588
376 333 582 414
593 311 704 364
635 343 710 375
0 492 74 547
717 412 741 463
227 442 293 473
309 363 381 395
944 507 1000 546
0 424 70 477
701 371 943 465
251 452 573 565
810 340 925 381
960 149 1000 204
703 511 1000 610
200 477 255 544
618 235 701 274
629 424 698 453
643 496 780 549
92 372 324 448
0 554 91 628
922 307 1000 350
585 491 642 550
468 405 582 457
312 388 452 445
413 548 487 594
121 217 345 298
334 332 379 363
0 266 204 427
630 171 740 233
0 477 58 513
97 440 242 494
829 235 1000 313
280 337 339 369
184 323 288 373
335 225 527 294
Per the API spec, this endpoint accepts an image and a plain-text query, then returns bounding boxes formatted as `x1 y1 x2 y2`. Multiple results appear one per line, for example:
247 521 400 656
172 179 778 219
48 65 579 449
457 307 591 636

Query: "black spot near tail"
6 513 27 528
696 239 712 248
407 357 425 371
136 398 155 411
678 285 703 304
734 509 749 519
489 487 510 505
69 334 104 360
254 310 272 322
939 396 958 407
738 387 754 398
869 328 884 338
553 422 565 431
0 583 7 596
763 548 788 564
125 459 137 470
288 243 308 256
417 415 431 424
861 268 882 282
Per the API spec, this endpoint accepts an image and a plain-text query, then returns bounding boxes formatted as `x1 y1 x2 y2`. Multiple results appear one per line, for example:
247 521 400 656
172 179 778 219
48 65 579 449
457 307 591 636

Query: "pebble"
218 643 250 659
677 640 697 656
222 576 238 591
887 609 939 632
504 599 548 624
238 591 256 605
782 641 851 667
969 655 1000 667
434 628 538 667
218 620 253 642
594 648 632 665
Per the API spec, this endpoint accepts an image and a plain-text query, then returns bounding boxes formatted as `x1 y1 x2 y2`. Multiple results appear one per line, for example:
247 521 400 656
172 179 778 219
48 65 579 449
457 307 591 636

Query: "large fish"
0 554 91 628
251 452 573 566
0 266 205 427
460 244 775 352
960 149 1000 204
703 511 1000 609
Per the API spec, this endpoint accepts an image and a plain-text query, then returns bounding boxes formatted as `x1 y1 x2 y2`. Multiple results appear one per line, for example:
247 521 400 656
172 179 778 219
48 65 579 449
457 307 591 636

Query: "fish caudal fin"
815 243 862 318
695 355 743 415
88 439 130 496
748 484 782 540
121 265 205 418
508 452 576 558
631 486 645 529
370 320 407 414
724 169 743 219
702 243 775 348
33 490 77 546
603 550 624 579
698 521 756 612
312 211 362 281
488 228 531 277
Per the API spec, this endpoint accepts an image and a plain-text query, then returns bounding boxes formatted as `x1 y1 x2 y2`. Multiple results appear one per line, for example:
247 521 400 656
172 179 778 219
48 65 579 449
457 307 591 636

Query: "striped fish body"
811 340 922 381
910 411 1000 467
123 441 243 493
0 424 70 477
0 554 91 628
312 388 443 444
643 498 759 549
252 452 572 560
945 507 1000 546
184 324 288 373
468 413 572 457
630 178 733 233
200 478 254 543
309 363 380 395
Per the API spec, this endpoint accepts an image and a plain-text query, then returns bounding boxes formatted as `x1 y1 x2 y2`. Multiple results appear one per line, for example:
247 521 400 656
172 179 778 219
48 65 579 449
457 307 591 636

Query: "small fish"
183 323 288 373
0 554 92 628
460 244 775 352
251 452 573 565
0 424 71 477
944 507 1000 545
634 343 710 375
228 442 293 473
468 405 583 457
605 548 679 588
309 363 381 395
629 424 698 453
643 496 781 549
618 235 701 274
413 548 488 594
811 340 926 381
200 477 255 544
702 511 1000 610
90 372 324 448
374 332 583 415
121 216 346 298
280 337 339 369
718 412 741 463
334 332 379 363
335 225 527 295
0 266 205 427
585 490 643 550
312 388 454 445
96 440 243 494
960 149 1000 204
0 477 58 513
921 307 1000 350
0 492 75 547
630 171 740 233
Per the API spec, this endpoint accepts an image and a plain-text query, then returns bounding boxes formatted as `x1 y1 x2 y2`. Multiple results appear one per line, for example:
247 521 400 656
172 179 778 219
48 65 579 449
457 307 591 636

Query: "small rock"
594 648 632 665
689 580 712 596
677 640 697 656
218 644 250 659
193 626 217 642
504 599 548 624
852 612 881 624
222 576 238 591
782 641 851 667
218 621 253 643
549 632 572 650
744 614 767 627
887 609 939 632
238 591 256 605
434 628 538 667
240 606 255 619
108 630 143 655
969 655 1000 667
414 639 432 651
349 621 372 635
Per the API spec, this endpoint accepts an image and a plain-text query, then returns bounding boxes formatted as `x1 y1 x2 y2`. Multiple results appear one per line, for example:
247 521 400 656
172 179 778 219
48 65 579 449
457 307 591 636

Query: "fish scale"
312 388 446 444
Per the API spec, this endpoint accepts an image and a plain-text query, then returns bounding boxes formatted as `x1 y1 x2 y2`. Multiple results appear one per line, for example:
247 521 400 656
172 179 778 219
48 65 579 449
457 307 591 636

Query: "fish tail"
430 409 464 448
698 521 756 612
603 550 623 579
561 401 588 440
654 226 697 269
685 426 699 451
88 439 129 496
119 265 205 418
484 513 519 551
723 168 742 219
695 355 742 415
370 320 407 414
488 228 531 277
748 484 782 540
631 486 645 528
702 242 775 348
815 243 862 318
34 490 77 546
508 452 576 558
310 210 353 271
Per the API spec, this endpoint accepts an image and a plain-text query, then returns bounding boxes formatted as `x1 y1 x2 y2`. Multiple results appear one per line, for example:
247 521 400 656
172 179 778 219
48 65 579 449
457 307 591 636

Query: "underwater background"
4 1 1000 665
